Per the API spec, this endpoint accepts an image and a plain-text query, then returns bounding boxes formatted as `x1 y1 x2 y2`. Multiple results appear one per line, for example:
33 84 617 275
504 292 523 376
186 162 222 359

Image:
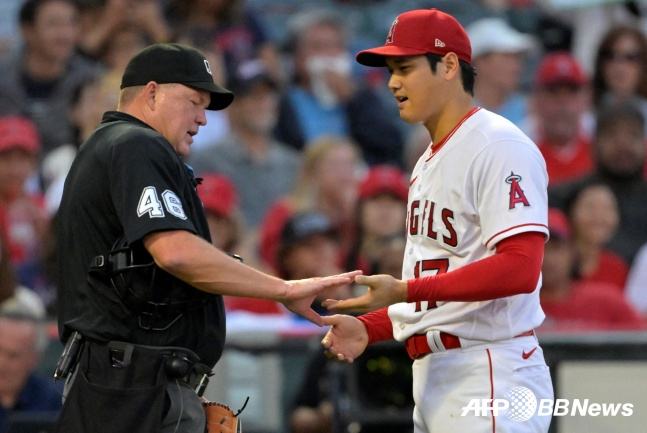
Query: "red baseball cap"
358 165 408 202
0 116 40 156
356 8 471 67
535 51 587 87
198 174 238 218
547 208 571 240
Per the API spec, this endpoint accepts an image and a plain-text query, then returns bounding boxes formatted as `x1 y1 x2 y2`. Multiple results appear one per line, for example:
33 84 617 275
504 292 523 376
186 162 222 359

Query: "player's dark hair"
425 53 476 96
19 0 78 25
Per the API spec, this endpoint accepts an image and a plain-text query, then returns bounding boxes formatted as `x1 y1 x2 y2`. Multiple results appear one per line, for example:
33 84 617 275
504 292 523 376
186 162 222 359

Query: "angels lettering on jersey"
406 170 532 245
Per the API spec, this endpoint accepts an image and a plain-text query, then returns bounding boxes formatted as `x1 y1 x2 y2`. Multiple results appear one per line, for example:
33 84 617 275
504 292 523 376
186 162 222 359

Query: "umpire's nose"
197 107 207 127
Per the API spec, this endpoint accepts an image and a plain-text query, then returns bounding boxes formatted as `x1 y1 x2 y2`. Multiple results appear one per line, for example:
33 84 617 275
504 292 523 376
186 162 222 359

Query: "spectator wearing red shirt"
344 165 409 275
259 136 362 273
524 51 594 186
539 208 644 333
0 116 48 268
563 178 628 291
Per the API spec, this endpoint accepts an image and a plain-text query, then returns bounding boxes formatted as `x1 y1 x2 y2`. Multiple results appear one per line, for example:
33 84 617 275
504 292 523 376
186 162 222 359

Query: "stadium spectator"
0 287 61 431
68 72 120 148
197 173 241 254
344 165 408 275
187 59 301 229
0 0 102 157
591 24 647 130
275 8 404 166
259 135 363 273
549 101 647 265
524 51 595 185
538 208 644 333
0 116 48 269
76 0 171 65
563 178 628 292
166 0 284 84
289 227 406 433
277 211 352 311
466 17 536 127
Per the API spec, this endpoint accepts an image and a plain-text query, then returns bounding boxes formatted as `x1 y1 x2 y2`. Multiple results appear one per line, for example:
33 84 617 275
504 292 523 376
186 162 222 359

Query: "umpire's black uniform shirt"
57 111 226 368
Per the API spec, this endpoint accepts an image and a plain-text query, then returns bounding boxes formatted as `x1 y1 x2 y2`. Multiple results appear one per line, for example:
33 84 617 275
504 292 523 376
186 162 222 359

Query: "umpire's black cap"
120 43 234 110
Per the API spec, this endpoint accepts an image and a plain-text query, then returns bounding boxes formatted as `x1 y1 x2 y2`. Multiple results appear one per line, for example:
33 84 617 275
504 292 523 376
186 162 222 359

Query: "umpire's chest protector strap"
88 237 210 329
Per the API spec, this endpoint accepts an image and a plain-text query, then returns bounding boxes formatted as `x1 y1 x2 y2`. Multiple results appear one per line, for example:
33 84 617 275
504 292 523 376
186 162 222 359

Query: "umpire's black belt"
106 340 212 386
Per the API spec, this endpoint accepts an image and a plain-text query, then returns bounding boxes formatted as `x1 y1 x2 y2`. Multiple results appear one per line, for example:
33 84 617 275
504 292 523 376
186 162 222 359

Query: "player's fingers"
354 274 373 287
322 341 354 363
334 270 363 280
322 298 369 313
321 315 339 327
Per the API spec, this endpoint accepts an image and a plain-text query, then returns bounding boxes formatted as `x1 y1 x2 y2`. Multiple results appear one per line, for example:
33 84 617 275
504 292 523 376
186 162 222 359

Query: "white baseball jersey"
389 107 549 342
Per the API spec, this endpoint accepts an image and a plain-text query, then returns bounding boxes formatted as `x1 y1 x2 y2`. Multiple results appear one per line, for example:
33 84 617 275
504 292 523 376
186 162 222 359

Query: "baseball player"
321 9 554 433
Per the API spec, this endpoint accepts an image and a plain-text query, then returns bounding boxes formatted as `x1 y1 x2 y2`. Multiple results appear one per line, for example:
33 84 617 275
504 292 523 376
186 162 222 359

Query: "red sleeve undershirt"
357 231 545 344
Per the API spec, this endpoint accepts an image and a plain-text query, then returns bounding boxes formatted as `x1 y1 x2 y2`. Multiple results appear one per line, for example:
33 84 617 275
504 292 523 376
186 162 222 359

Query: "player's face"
152 84 209 157
385 56 447 125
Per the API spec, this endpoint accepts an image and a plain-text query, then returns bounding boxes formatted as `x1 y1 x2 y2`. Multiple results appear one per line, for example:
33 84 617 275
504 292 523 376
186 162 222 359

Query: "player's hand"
321 315 368 363
282 271 363 326
322 274 407 313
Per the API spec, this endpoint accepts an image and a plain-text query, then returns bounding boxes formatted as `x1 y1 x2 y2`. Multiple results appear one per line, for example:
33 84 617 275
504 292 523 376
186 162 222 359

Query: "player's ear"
442 53 460 80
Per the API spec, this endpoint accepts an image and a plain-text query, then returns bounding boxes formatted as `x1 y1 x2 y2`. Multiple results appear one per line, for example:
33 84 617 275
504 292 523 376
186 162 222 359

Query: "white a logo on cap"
435 38 446 48
386 18 398 44
204 60 212 76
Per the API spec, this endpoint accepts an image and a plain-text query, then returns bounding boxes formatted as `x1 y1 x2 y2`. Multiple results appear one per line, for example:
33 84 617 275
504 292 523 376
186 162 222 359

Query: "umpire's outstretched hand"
283 271 363 325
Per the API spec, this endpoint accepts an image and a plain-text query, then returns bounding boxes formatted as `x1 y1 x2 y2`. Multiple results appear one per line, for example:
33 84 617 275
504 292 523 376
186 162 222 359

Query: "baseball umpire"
54 43 359 433
321 8 554 433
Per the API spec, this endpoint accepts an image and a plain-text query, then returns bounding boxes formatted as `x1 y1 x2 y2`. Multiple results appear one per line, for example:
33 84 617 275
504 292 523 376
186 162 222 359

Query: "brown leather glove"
203 401 241 433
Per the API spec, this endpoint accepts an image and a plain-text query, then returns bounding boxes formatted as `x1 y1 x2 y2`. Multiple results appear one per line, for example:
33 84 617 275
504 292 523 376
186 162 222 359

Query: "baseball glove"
203 398 248 433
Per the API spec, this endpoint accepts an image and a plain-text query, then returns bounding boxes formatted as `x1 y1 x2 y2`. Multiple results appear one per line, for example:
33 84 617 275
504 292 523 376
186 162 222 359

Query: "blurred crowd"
2 0 647 431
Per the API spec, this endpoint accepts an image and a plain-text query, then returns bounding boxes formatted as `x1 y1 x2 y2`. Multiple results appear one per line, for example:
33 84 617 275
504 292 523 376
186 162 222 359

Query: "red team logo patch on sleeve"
505 172 530 210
